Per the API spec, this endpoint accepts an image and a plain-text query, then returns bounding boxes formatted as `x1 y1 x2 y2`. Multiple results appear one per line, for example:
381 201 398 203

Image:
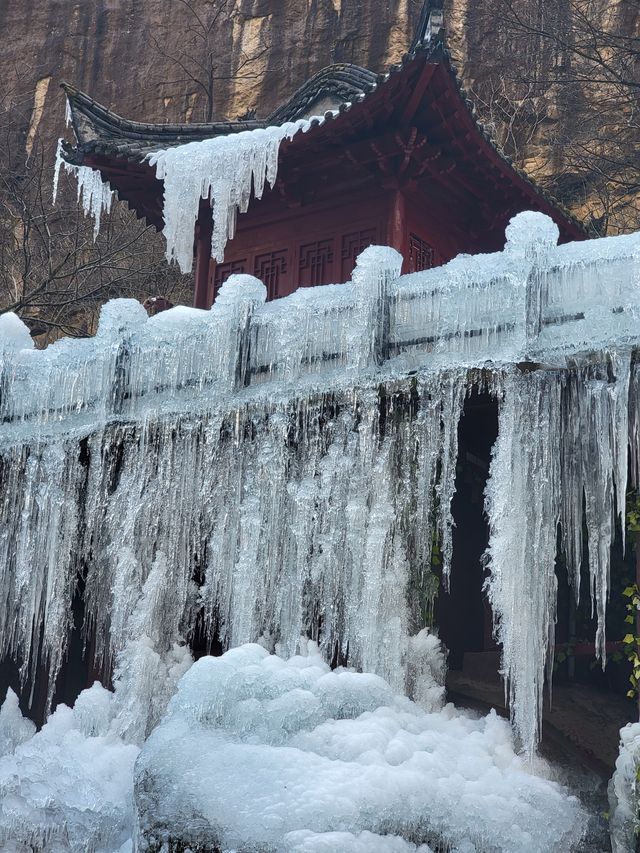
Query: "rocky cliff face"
1 0 423 142
448 0 640 233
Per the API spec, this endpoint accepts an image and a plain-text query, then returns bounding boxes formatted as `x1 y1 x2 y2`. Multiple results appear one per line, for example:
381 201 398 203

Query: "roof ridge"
60 81 265 146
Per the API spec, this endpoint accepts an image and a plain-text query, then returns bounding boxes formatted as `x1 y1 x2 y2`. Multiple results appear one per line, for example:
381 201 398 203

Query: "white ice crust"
609 722 640 853
0 644 587 852
0 684 138 852
149 118 322 272
0 313 34 352
134 643 585 853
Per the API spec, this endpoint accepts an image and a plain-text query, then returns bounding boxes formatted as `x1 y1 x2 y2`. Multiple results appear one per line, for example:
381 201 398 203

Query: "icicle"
52 138 64 205
485 353 631 758
149 119 321 272
52 138 113 239
484 370 561 758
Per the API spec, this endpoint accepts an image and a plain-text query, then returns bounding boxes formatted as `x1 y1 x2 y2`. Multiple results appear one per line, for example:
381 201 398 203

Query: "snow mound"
0 684 138 852
134 643 586 853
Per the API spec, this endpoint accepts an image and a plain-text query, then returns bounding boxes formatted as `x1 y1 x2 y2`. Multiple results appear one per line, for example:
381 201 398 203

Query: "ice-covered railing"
392 212 640 366
2 211 640 440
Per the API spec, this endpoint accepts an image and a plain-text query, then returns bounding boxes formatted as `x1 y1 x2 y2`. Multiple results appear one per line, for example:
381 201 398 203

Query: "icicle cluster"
485 354 631 757
53 138 113 239
0 370 465 705
149 118 319 272
3 210 640 764
0 249 463 706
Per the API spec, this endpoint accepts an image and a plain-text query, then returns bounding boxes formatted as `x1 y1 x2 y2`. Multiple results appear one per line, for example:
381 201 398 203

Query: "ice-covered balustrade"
392 212 640 367
3 215 640 438
2 212 640 762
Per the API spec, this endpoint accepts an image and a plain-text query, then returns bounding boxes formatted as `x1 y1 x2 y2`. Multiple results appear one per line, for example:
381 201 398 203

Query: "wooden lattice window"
214 259 247 297
341 228 377 279
254 249 288 300
408 233 434 273
298 239 334 287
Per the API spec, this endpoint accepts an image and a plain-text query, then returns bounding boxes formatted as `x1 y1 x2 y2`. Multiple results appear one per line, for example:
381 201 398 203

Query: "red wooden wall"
207 186 448 306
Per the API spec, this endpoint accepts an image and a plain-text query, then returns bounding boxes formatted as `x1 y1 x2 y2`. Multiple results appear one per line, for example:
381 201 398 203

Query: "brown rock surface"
1 0 425 140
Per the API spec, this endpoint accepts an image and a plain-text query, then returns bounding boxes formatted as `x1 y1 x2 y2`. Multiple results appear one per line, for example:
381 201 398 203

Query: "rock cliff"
1 0 637 233
1 1 423 141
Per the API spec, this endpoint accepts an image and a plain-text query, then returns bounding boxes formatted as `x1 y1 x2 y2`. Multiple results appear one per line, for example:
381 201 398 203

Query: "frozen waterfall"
2 212 640 768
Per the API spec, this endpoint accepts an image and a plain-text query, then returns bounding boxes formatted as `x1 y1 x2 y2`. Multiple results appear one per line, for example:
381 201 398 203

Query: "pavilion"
60 3 587 310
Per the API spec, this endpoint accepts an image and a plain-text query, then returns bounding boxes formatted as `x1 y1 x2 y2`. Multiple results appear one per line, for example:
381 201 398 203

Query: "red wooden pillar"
194 200 213 309
387 190 407 272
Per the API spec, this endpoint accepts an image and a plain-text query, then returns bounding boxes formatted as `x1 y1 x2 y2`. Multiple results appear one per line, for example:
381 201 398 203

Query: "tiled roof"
60 64 379 165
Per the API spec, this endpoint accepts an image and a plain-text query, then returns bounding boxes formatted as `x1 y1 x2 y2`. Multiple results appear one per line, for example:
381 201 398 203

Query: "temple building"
60 6 586 310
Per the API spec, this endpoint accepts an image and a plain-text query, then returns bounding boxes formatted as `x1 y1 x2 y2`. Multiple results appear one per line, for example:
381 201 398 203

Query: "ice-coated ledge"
2 212 640 443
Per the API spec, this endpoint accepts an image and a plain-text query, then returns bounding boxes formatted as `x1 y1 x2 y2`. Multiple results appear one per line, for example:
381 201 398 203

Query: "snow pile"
149 118 320 272
609 722 640 853
0 684 138 852
134 643 586 853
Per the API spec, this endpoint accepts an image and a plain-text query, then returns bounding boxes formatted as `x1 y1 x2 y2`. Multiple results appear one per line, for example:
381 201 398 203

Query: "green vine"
622 584 640 699
624 490 640 700
627 490 640 535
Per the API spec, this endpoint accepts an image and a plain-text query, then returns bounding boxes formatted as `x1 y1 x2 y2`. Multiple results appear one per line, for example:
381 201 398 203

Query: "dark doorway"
437 391 499 670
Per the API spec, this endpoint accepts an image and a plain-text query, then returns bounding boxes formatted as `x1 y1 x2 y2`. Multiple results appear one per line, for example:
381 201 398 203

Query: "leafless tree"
465 0 640 234
151 0 270 122
0 93 191 345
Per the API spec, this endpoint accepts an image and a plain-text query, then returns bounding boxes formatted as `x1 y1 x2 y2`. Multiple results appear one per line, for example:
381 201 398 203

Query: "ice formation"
0 357 464 706
53 138 113 239
0 627 190 850
0 644 588 852
0 683 138 852
609 722 640 853
0 312 34 353
2 211 640 847
134 644 585 853
485 355 631 757
149 118 321 272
